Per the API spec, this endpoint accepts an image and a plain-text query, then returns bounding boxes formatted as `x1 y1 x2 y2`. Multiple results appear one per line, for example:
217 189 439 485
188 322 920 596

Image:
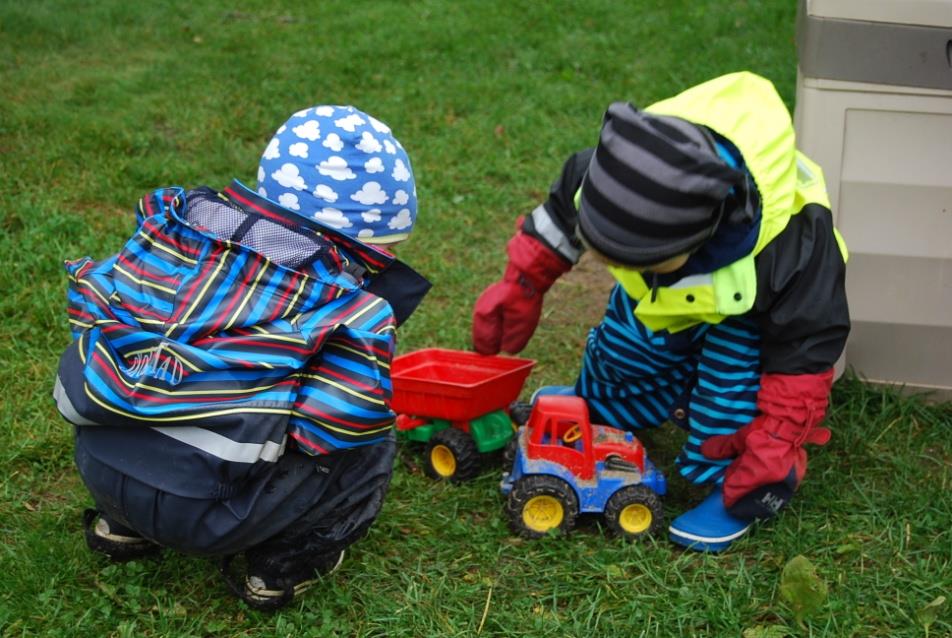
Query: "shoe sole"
668 523 751 553
245 577 320 601
94 518 150 544
244 550 345 603
84 511 160 562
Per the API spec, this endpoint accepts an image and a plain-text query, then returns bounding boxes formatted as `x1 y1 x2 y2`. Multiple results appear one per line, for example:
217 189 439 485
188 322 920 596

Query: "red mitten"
700 369 834 521
472 219 572 354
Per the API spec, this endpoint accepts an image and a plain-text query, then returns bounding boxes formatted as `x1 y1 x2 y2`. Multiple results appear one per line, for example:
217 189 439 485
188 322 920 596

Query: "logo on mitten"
759 491 786 514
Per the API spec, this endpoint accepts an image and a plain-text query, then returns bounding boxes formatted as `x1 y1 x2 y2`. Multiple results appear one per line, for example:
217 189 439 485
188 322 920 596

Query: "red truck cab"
525 395 646 481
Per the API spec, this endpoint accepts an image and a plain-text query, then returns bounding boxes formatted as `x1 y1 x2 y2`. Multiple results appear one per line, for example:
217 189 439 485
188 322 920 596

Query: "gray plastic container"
794 0 952 397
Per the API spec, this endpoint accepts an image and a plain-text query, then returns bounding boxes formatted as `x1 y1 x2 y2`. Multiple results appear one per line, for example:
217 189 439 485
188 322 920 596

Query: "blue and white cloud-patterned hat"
257 105 417 244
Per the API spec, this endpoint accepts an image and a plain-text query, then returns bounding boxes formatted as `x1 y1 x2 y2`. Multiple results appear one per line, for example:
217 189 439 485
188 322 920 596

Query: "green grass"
1 1 949 636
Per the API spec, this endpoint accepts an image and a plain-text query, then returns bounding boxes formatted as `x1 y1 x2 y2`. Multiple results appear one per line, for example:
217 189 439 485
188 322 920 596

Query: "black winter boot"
83 509 161 562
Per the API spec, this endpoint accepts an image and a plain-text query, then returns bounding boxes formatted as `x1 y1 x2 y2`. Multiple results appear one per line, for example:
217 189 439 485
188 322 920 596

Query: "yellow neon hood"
645 71 798 252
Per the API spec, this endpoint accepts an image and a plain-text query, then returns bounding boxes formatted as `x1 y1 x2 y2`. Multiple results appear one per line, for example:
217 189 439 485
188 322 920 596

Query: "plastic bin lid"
808 0 952 28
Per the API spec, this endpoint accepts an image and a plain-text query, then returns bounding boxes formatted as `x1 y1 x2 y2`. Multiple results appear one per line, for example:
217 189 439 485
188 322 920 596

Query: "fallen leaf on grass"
779 555 827 626
605 564 623 579
916 595 946 636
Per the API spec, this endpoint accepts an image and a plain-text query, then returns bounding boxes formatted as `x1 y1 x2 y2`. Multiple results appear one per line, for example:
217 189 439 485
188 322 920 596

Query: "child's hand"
701 369 834 521
473 272 543 355
472 220 571 354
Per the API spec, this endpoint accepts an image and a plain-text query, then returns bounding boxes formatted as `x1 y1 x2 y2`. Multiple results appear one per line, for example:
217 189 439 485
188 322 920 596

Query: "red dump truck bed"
391 348 535 422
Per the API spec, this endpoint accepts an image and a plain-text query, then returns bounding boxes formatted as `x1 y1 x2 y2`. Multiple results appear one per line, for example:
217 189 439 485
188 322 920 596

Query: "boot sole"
668 523 751 553
244 550 345 603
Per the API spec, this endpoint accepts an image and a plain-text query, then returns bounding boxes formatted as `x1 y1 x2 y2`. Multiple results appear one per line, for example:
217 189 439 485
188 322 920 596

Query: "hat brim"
577 194 714 267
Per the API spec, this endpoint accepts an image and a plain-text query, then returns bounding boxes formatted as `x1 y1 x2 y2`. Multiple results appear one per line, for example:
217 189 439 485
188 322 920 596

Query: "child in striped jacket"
55 106 429 609
472 73 849 553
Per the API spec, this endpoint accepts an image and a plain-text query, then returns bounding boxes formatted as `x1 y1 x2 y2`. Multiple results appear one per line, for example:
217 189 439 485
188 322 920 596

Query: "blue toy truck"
501 394 667 539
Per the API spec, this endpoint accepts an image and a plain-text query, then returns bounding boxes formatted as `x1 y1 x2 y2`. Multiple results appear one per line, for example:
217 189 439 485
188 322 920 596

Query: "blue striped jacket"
55 181 428 498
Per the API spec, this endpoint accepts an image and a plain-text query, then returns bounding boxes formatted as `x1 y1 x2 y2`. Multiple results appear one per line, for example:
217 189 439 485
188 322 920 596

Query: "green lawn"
1 1 949 636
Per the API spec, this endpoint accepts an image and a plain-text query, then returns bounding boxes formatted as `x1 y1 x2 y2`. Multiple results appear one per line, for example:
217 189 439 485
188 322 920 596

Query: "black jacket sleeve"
752 204 850 374
522 148 594 257
364 258 431 327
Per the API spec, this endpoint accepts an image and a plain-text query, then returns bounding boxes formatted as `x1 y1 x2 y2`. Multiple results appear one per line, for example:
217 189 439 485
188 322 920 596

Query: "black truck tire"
423 428 481 482
506 474 579 539
603 485 663 540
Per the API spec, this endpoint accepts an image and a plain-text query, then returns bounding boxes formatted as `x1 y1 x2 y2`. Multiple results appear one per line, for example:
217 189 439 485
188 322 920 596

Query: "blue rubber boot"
529 385 576 403
668 485 752 553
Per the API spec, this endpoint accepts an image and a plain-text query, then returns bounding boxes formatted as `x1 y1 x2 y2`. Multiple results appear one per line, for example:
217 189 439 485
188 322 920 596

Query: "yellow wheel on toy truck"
506 475 578 539
522 495 564 532
604 485 663 540
423 428 481 482
430 444 456 478
617 503 653 534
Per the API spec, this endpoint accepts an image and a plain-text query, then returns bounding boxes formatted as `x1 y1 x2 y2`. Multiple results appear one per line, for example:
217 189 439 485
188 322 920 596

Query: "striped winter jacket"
54 181 429 498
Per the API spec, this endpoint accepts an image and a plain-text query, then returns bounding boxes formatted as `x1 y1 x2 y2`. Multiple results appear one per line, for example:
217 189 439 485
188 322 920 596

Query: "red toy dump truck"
391 348 535 482
501 394 666 540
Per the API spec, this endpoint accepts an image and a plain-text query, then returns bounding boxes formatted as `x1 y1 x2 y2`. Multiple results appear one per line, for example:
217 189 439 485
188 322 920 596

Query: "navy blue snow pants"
75 428 396 560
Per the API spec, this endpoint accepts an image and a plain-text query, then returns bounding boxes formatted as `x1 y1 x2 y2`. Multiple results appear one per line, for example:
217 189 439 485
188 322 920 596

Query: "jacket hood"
645 71 797 252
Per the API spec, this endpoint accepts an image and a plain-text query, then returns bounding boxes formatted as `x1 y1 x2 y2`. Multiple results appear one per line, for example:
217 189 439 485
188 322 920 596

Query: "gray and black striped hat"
578 102 745 267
